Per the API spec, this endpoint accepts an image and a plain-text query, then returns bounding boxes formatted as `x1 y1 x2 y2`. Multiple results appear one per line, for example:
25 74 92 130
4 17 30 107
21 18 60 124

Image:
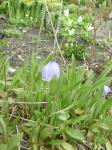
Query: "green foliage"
0 54 110 149
0 39 9 47
61 7 92 59
0 118 23 150
64 43 87 59
0 0 61 27
3 0 45 26
0 1 7 13
0 0 112 148
66 127 85 142
4 28 23 38
0 52 9 81
96 0 108 7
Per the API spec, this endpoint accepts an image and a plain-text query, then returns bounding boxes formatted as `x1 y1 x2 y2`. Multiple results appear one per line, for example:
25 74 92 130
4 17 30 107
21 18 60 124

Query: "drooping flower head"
103 85 111 97
41 61 60 81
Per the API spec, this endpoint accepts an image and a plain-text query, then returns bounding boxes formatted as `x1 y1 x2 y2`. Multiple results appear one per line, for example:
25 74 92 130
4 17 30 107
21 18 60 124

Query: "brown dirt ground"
0 18 112 68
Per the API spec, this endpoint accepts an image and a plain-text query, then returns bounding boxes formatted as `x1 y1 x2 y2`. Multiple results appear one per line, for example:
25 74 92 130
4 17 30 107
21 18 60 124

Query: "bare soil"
0 18 112 68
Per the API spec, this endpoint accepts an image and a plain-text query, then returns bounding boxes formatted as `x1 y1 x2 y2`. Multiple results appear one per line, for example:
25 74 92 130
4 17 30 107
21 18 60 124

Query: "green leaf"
95 136 106 144
57 111 70 121
71 55 76 81
96 123 109 130
40 127 53 140
105 140 112 150
84 77 112 98
101 98 112 114
97 60 112 79
104 117 112 129
61 142 74 150
48 140 64 146
66 127 85 142
8 132 23 150
0 144 7 150
92 77 112 92
70 114 88 124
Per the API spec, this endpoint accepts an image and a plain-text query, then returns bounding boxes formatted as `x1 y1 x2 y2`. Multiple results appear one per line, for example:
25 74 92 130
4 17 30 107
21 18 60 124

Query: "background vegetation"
0 0 112 149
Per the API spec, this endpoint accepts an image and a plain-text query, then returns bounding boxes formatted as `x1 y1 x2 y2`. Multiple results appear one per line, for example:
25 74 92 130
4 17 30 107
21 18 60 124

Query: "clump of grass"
4 28 23 38
0 0 112 149
0 39 9 47
0 53 112 149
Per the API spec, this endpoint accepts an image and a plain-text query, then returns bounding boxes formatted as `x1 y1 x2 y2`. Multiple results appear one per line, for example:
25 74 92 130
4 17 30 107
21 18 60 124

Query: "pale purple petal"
103 85 111 96
41 62 53 81
41 61 60 81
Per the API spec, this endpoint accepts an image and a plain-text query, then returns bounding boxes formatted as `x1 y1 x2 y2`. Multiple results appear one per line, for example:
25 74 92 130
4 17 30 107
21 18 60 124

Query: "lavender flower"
41 61 60 81
103 85 111 97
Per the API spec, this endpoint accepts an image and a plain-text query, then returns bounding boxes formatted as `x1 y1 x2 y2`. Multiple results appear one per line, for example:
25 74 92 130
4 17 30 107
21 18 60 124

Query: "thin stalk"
38 5 46 37
44 0 67 67
45 101 76 120
7 1 12 20
8 114 59 129
90 18 96 65
0 118 8 144
0 101 48 105
4 65 7 92
53 0 63 50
